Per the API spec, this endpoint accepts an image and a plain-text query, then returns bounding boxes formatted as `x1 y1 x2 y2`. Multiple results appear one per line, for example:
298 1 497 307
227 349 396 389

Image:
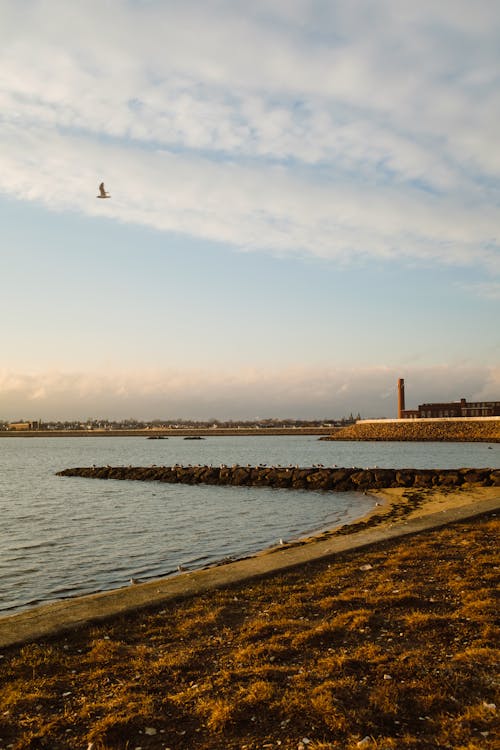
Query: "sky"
0 0 499 420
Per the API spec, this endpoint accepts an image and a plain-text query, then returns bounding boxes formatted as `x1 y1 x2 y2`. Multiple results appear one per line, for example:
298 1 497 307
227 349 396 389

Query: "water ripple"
1 435 497 615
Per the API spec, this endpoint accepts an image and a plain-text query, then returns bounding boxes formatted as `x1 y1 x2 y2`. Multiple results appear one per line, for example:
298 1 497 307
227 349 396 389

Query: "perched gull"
97 181 111 199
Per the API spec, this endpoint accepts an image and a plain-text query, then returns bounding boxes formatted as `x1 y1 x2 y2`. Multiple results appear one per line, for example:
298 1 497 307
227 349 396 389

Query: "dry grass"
0 513 498 750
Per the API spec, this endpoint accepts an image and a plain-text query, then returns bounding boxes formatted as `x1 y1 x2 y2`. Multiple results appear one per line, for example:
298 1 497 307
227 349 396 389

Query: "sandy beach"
358 484 500 526
274 484 500 548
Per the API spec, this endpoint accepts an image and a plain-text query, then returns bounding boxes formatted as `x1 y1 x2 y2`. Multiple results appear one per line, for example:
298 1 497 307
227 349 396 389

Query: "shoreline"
0 427 333 438
2 418 500 441
261 484 499 552
1 485 498 649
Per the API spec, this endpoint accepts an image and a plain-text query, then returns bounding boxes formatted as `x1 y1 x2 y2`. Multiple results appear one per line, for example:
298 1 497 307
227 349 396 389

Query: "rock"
231 467 250 485
357 737 372 748
437 471 462 486
461 469 490 484
359 564 373 571
57 462 497 492
330 468 356 486
306 469 333 489
144 727 157 735
413 471 434 487
373 468 396 486
351 470 375 488
395 470 414 487
489 470 500 485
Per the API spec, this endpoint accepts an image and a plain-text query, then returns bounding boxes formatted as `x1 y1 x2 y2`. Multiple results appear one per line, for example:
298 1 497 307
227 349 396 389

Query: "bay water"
0 435 498 615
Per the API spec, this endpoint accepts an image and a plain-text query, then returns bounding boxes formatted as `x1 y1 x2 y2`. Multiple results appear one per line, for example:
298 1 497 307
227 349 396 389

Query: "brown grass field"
0 501 498 749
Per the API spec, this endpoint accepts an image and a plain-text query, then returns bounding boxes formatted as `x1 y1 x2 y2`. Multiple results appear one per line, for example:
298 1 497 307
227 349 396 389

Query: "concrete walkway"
1 496 498 649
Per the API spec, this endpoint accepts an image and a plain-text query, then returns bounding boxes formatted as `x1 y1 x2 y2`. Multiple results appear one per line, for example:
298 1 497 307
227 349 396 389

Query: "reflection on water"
0 436 498 614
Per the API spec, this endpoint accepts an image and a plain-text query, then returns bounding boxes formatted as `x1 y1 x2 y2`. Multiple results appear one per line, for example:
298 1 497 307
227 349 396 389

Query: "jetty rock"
56 465 500 491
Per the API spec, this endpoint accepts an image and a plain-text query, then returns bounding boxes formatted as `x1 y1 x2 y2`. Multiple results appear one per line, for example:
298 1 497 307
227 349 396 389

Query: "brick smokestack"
398 378 405 418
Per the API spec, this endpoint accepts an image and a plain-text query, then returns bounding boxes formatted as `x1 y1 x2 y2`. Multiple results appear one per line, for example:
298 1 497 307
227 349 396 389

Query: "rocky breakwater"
56 465 500 490
322 419 500 442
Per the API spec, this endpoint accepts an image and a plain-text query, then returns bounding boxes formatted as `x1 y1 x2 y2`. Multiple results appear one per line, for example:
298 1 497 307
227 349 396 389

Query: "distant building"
412 398 500 418
399 393 500 419
399 408 420 419
8 422 32 431
6 420 42 431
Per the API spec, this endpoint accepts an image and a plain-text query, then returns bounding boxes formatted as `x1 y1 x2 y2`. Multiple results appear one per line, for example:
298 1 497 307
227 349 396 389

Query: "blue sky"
0 0 499 420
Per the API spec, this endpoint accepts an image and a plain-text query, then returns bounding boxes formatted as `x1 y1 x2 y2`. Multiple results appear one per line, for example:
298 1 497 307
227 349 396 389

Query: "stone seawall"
322 419 500 442
56 465 500 491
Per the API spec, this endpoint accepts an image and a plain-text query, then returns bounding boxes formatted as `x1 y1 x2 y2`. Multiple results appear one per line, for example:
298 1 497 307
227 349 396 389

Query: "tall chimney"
398 378 405 418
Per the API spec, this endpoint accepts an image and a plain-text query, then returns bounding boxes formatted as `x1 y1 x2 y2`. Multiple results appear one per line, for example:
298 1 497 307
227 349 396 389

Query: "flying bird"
97 182 111 198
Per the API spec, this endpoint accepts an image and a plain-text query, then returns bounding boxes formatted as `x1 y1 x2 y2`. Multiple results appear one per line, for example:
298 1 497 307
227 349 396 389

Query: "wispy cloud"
0 0 499 273
0 123 498 272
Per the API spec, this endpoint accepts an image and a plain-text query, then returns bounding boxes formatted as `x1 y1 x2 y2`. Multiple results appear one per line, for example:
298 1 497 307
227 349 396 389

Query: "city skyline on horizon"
1 1 499 420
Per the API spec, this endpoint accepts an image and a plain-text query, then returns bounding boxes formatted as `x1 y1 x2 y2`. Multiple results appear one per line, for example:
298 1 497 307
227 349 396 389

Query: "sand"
274 485 500 551
368 484 499 521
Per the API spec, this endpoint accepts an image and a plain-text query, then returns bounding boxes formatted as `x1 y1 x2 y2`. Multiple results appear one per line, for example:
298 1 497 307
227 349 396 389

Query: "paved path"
1 496 498 649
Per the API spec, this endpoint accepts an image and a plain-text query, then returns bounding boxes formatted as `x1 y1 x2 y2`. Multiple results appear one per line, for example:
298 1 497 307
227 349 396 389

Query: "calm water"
0 436 498 615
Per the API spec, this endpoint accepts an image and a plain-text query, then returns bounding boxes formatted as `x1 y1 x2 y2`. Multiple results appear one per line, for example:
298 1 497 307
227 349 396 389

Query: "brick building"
401 398 500 419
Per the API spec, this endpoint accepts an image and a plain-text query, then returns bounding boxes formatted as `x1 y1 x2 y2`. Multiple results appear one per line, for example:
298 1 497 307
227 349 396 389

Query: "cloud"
0 123 498 274
0 0 499 273
1 365 498 421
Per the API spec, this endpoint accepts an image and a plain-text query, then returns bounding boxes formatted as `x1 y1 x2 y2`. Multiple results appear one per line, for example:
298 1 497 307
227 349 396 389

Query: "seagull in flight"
97 182 111 199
